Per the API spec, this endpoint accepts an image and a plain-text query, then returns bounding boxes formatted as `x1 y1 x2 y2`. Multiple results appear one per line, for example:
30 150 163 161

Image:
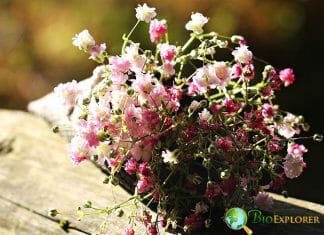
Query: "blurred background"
0 0 323 204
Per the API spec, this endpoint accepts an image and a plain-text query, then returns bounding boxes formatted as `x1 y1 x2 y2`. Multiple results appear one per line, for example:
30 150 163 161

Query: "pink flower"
146 224 158 235
187 82 200 96
262 103 275 119
192 66 210 93
124 226 135 235
124 158 138 175
54 80 80 108
283 154 306 179
223 99 242 114
131 138 158 161
68 136 89 165
279 68 295 87
215 137 233 152
207 61 231 87
267 139 282 152
158 43 177 61
161 62 175 76
137 175 153 193
277 113 300 138
138 162 151 176
254 192 273 211
231 63 242 78
132 73 155 94
149 19 167 43
109 56 131 73
232 45 253 64
124 44 146 72
287 144 308 158
89 43 106 60
198 108 212 124
75 119 99 147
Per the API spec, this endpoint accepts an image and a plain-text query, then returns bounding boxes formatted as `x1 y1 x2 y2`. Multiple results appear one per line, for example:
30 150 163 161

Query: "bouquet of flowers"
51 3 322 234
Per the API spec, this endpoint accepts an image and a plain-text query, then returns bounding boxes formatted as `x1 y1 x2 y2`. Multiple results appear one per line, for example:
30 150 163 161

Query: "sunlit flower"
135 3 157 23
89 43 106 61
149 19 167 42
232 45 253 64
185 12 208 34
162 149 178 164
54 80 80 108
72 29 95 50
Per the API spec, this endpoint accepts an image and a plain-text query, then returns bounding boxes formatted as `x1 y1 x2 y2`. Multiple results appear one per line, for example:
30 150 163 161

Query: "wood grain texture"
0 110 147 235
1 108 323 234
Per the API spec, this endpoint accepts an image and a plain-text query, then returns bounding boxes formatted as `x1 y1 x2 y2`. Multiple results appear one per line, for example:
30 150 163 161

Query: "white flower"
232 45 253 64
135 3 156 23
185 12 208 34
277 113 300 138
54 80 80 108
198 108 212 123
72 29 95 50
125 44 146 72
162 150 178 164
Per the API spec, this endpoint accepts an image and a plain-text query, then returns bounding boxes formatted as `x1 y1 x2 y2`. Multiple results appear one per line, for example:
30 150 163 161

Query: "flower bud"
115 208 124 217
83 200 92 208
313 133 323 142
204 218 212 228
52 126 59 133
103 176 110 184
82 98 90 105
220 169 231 180
48 208 58 217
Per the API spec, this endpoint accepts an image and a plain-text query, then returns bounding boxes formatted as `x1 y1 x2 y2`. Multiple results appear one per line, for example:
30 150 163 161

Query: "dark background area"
0 0 323 204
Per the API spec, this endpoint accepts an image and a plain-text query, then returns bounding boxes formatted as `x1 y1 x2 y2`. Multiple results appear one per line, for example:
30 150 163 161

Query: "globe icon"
225 207 248 230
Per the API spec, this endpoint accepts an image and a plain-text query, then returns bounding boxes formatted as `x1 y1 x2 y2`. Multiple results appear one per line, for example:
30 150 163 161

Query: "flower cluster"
53 4 321 234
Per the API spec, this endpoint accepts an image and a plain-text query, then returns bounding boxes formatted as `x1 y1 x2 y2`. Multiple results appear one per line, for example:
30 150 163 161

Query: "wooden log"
0 106 323 234
0 110 147 235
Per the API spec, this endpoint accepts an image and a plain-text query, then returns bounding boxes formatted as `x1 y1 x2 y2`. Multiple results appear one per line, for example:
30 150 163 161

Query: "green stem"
181 34 196 52
121 20 140 54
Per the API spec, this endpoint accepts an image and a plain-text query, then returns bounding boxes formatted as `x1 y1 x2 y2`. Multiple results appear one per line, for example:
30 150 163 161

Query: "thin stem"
181 35 196 52
121 20 140 54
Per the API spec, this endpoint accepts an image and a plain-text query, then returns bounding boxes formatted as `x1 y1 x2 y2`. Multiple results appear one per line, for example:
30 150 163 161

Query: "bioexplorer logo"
248 209 321 224
224 207 321 235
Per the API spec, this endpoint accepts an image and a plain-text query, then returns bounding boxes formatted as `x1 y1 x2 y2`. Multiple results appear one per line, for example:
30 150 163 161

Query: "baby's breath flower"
72 29 95 51
185 12 208 34
162 150 178 164
135 3 156 23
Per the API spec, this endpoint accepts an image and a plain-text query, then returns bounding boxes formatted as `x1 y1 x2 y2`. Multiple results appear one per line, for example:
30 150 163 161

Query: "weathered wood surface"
0 110 147 235
1 108 324 234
